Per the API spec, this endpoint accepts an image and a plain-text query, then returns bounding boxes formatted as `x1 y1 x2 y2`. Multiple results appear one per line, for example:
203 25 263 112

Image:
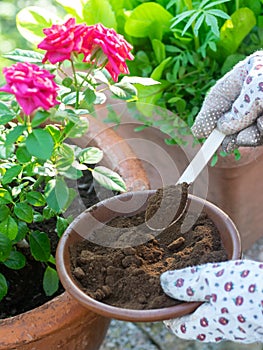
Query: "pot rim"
56 190 242 322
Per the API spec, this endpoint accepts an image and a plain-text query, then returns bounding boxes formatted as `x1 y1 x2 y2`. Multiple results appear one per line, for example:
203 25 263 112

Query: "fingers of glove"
160 264 210 302
221 123 263 152
164 303 227 343
164 303 263 344
221 134 238 153
236 124 263 147
161 260 263 304
191 63 247 138
257 115 263 133
217 97 263 135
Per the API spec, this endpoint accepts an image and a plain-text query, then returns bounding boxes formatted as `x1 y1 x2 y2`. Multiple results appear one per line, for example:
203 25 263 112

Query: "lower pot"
56 191 241 323
0 293 110 350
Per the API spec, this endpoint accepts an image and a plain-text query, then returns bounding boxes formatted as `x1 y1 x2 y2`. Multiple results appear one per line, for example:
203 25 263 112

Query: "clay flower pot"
56 191 241 323
207 146 263 250
0 117 149 350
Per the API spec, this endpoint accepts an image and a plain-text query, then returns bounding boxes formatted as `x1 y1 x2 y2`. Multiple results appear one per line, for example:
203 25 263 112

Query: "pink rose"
38 18 87 64
0 62 59 115
81 24 134 81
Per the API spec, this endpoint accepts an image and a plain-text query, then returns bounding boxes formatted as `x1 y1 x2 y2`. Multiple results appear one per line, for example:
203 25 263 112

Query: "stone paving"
100 238 263 350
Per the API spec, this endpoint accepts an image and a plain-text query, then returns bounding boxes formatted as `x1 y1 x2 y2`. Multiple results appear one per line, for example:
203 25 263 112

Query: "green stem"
70 59 80 109
26 115 32 133
235 0 239 10
32 175 45 190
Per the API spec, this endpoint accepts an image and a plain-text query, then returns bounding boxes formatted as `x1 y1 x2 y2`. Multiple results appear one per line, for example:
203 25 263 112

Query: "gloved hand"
192 51 263 152
160 260 263 343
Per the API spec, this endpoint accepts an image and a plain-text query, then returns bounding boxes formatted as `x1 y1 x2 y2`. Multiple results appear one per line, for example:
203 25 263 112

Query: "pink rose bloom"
0 62 59 115
81 23 134 82
38 17 87 64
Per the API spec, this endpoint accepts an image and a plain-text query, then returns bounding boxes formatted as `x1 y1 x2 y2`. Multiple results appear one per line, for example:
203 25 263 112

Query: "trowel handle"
177 129 225 185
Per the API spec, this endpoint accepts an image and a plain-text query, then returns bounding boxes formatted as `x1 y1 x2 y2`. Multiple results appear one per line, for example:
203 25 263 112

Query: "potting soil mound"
70 192 228 310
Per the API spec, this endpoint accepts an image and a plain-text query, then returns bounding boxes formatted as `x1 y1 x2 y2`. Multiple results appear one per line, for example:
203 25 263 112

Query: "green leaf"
31 110 50 128
3 250 26 270
5 125 26 146
63 117 89 138
2 165 23 185
0 273 8 301
0 189 12 204
83 0 117 29
217 8 256 60
43 206 56 220
55 144 75 171
62 77 73 88
56 216 69 237
0 102 15 124
110 82 137 101
210 153 218 167
92 166 127 192
0 233 12 262
78 147 103 164
3 49 44 63
205 14 219 37
121 76 160 86
16 6 61 45
15 221 28 242
45 125 61 143
55 0 84 21
58 166 83 180
16 145 32 163
84 88 97 105
29 230 51 262
125 3 173 39
43 266 59 296
45 178 69 213
150 57 172 81
26 191 46 206
0 143 15 159
0 205 10 221
152 39 166 64
26 129 54 161
14 202 34 223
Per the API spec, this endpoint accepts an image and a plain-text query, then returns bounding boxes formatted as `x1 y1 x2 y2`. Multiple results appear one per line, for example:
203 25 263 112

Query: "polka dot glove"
192 51 263 152
160 260 263 343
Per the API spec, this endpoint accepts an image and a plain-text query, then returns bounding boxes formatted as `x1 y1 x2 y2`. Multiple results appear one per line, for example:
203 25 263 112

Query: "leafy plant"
0 16 157 303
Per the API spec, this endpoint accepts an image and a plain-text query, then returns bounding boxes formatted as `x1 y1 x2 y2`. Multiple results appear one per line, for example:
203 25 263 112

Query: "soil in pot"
69 186 228 310
0 170 115 319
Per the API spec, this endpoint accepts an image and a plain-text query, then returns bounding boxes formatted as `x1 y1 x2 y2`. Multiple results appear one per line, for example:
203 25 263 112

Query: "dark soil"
70 195 228 310
0 218 64 319
0 170 106 319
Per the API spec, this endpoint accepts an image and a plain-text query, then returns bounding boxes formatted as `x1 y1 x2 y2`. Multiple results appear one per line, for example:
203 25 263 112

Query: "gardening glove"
160 259 263 343
192 51 263 152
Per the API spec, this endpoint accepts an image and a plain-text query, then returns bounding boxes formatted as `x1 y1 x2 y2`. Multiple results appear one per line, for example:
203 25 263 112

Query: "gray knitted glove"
192 51 263 152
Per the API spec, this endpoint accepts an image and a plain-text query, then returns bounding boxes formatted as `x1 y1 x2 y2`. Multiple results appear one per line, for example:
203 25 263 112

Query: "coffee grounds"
145 183 189 230
70 210 228 310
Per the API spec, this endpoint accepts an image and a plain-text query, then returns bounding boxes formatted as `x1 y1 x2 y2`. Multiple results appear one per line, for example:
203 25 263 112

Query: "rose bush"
0 17 157 304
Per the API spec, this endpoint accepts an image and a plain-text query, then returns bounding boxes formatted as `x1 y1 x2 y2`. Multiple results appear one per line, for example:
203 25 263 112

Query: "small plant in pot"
0 17 157 318
56 185 241 323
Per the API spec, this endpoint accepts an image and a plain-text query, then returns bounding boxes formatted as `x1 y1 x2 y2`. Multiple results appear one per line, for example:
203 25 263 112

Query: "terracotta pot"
206 146 263 250
56 191 241 323
0 117 149 350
